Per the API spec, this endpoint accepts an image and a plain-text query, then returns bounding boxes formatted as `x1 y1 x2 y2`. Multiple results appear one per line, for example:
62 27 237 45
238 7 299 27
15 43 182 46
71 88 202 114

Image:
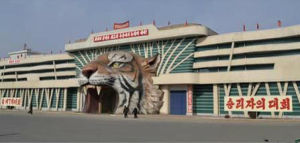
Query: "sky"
0 0 300 58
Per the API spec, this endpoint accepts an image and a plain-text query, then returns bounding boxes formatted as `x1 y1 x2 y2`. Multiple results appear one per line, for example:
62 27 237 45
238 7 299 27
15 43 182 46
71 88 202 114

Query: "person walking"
133 108 138 119
123 106 129 118
28 101 33 115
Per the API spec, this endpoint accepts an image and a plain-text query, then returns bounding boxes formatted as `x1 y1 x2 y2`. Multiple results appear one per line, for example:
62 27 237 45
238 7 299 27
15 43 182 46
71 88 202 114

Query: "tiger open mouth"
80 83 118 114
78 51 163 114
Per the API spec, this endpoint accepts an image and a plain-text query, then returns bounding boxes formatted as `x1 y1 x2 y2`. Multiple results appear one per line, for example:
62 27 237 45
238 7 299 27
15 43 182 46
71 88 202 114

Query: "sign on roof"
93 29 149 42
114 21 130 30
8 59 21 64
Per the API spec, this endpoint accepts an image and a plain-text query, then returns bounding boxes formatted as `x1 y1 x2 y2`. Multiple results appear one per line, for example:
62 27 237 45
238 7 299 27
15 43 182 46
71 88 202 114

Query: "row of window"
234 36 300 48
195 64 274 73
1 78 27 82
0 75 76 82
0 59 74 70
194 49 300 63
40 76 76 81
196 36 300 52
194 55 229 62
196 43 231 52
1 68 75 76
232 49 300 59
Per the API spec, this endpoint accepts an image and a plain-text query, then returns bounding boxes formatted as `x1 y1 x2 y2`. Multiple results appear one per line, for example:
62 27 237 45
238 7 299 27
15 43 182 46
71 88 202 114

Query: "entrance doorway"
170 90 187 115
83 86 118 114
100 86 118 114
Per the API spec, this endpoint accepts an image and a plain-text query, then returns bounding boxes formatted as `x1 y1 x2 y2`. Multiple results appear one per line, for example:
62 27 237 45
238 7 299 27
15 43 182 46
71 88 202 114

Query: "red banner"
114 21 130 30
187 85 193 113
94 29 149 42
224 96 293 112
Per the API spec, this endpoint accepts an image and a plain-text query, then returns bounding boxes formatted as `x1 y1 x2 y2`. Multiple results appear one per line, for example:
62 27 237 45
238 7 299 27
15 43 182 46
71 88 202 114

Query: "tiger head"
78 51 163 114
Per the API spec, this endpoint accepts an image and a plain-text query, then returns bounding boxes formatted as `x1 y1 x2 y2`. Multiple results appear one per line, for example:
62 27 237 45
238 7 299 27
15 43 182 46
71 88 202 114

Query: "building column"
1 65 5 82
76 88 81 112
34 89 39 110
20 89 24 109
10 89 14 98
47 88 53 110
53 61 57 80
227 42 235 71
63 88 67 111
213 84 219 116
15 72 18 81
24 89 28 109
159 85 169 114
39 88 45 110
55 88 60 111
78 87 83 112
80 88 84 112
0 89 3 109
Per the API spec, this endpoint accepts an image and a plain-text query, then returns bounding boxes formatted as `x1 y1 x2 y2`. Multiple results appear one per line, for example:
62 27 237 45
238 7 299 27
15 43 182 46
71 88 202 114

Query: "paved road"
0 110 300 142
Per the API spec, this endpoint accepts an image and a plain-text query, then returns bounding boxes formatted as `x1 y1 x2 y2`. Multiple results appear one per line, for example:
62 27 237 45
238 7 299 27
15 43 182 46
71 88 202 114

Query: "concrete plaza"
0 110 299 142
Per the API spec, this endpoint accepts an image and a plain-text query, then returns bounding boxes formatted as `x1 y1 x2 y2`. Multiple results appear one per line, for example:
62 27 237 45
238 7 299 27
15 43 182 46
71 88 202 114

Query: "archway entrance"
100 86 118 113
83 86 118 114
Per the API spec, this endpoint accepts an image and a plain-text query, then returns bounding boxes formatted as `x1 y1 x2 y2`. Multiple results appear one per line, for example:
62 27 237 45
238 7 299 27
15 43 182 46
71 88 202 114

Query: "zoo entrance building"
1 23 300 118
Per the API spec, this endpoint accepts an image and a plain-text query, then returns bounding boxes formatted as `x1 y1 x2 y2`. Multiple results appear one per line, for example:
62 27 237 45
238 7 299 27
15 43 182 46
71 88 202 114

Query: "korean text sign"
224 96 293 112
1 98 22 106
94 29 149 42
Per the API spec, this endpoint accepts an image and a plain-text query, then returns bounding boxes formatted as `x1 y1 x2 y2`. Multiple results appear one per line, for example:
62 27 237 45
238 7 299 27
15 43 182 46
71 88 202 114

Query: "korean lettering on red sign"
225 96 292 111
93 29 149 42
1 98 21 106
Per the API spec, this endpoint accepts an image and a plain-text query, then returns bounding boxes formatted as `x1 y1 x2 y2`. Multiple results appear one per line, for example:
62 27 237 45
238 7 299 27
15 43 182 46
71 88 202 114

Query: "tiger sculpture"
78 51 164 114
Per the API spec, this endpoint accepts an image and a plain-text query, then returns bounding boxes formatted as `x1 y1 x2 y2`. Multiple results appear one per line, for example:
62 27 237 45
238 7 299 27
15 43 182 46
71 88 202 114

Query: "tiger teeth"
96 86 102 96
82 85 101 96
86 85 94 89
83 86 88 96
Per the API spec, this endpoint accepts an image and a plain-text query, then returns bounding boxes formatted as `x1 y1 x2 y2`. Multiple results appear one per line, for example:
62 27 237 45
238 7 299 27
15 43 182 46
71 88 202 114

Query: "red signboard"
224 96 293 112
1 98 22 106
187 85 193 113
93 29 149 43
114 21 130 30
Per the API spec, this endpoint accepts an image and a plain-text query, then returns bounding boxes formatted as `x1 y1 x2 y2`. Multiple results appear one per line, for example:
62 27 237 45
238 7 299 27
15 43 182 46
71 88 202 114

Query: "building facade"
154 25 300 118
0 50 79 111
2 23 300 118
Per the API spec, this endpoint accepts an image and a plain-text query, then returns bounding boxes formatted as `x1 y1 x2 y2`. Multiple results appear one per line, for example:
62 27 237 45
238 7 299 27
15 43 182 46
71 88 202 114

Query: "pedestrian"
28 101 33 115
123 106 129 118
133 108 138 118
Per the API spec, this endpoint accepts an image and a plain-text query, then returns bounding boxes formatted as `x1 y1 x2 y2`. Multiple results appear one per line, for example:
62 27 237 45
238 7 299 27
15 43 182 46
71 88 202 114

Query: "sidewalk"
1 109 300 124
